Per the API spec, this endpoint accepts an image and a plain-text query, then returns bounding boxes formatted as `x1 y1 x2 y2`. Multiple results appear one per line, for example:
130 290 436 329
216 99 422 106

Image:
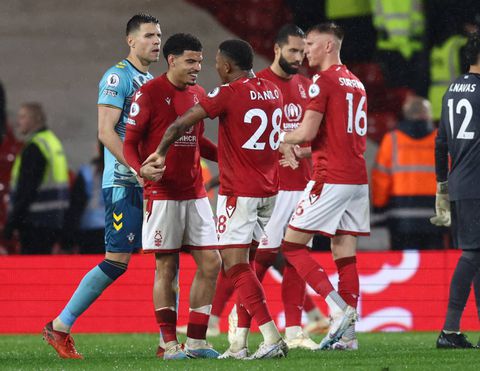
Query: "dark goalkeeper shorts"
451 199 480 251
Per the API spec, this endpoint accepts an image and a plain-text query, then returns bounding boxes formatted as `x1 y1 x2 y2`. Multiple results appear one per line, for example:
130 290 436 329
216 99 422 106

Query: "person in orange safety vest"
372 96 446 250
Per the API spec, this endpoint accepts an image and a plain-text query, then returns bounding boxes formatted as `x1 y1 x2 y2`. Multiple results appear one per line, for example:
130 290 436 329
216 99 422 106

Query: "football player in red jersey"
256 24 331 348
213 24 329 350
123 33 221 360
144 39 288 360
279 22 370 350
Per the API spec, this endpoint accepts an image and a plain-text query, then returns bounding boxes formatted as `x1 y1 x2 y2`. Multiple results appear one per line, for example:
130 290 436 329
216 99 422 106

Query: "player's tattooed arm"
155 105 208 156
142 105 208 171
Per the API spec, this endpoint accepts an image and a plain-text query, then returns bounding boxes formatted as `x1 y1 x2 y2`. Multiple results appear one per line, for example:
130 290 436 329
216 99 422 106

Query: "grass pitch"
0 332 479 370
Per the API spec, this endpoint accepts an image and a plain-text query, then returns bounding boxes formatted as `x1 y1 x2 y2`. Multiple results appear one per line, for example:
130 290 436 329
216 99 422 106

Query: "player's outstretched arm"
156 105 208 157
281 110 323 144
142 104 208 174
98 105 128 166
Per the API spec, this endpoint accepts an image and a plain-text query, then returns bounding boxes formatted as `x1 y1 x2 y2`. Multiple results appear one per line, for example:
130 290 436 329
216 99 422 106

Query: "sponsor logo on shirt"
284 103 302 123
103 89 118 97
174 126 197 147
107 73 120 87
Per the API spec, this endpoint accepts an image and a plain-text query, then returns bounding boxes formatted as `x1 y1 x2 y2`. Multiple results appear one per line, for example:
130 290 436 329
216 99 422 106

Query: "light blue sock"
59 266 114 327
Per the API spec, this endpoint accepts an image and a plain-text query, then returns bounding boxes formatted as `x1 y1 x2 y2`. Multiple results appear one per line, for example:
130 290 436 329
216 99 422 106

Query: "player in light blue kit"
43 13 161 359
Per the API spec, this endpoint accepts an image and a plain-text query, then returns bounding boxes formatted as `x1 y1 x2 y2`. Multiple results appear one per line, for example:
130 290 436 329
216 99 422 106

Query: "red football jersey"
307 65 368 184
257 68 311 191
199 77 282 197
124 74 207 200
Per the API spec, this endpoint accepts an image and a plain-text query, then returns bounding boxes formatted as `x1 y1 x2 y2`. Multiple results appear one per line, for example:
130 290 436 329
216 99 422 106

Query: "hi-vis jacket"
372 124 436 231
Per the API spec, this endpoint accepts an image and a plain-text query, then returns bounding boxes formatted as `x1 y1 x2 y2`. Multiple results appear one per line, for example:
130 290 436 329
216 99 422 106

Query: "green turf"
0 332 479 370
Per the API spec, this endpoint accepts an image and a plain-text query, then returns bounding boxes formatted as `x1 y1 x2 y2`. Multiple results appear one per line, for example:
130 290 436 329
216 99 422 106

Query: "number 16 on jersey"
346 93 367 136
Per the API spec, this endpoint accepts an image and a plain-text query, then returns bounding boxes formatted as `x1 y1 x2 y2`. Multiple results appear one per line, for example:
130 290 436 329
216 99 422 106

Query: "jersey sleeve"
98 66 130 109
199 122 218 162
123 88 152 174
198 85 232 119
435 105 449 182
306 75 329 113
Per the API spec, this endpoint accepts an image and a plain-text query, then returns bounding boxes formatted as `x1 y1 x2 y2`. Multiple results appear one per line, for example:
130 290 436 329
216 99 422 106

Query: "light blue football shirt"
97 59 153 188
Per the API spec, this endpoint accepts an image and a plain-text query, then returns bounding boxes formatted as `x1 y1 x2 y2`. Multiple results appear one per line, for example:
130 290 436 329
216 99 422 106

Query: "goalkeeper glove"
430 181 450 227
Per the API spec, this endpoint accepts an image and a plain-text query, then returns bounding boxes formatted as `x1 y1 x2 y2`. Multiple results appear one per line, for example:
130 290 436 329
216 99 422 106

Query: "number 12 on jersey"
447 98 475 140
346 93 367 136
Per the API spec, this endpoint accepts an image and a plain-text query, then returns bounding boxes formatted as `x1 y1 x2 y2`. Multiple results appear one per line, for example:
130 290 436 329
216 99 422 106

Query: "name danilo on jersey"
249 89 280 101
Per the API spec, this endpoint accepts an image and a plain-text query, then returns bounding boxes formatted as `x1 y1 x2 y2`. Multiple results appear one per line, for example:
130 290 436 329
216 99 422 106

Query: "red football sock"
282 260 306 327
281 240 334 298
237 245 264 328
155 308 177 343
226 263 272 326
211 269 234 317
237 296 252 328
186 310 209 340
303 293 317 312
335 256 359 308
254 249 278 282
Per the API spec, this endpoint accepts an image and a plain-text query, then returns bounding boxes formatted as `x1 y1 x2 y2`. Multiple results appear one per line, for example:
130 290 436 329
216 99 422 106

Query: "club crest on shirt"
208 87 220 98
298 84 307 99
308 84 320 98
165 97 171 105
107 73 120 87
